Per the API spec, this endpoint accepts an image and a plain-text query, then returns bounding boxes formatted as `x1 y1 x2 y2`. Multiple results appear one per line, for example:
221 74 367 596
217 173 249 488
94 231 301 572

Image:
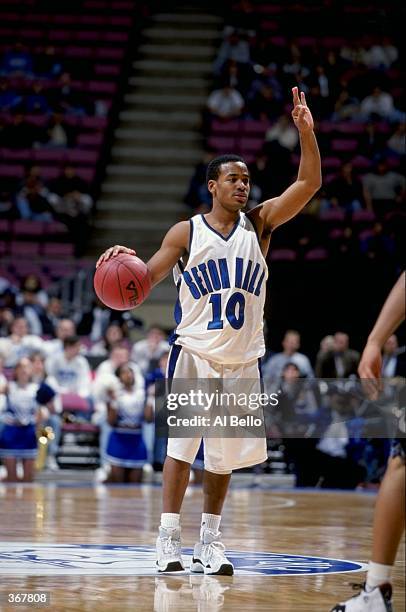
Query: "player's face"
210 162 250 211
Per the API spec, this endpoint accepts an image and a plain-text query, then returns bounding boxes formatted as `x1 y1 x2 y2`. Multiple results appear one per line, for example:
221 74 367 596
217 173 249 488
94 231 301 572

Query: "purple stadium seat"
329 228 344 240
76 168 95 182
10 241 40 257
49 29 72 42
331 139 358 153
94 64 121 77
241 119 269 134
95 47 124 60
208 136 236 152
44 221 69 236
87 80 116 94
52 15 76 25
270 249 297 261
40 167 60 180
0 220 11 235
65 149 98 164
61 393 91 412
77 133 104 147
81 116 107 130
239 136 264 152
321 157 342 170
110 16 132 27
359 229 375 241
0 148 31 161
211 119 240 135
42 243 75 257
333 122 365 135
0 164 24 178
20 28 43 40
76 31 101 42
11 261 42 277
33 149 67 163
104 32 129 43
319 210 345 222
304 248 329 261
0 242 7 257
64 46 93 58
351 155 372 169
12 220 43 237
352 210 376 223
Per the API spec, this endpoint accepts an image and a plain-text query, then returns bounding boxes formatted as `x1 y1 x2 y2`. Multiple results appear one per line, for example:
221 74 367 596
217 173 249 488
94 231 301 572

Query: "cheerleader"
105 363 153 483
0 357 55 482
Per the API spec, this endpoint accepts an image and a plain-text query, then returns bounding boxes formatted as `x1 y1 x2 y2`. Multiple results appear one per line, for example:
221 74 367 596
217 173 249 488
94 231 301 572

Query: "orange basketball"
94 253 151 310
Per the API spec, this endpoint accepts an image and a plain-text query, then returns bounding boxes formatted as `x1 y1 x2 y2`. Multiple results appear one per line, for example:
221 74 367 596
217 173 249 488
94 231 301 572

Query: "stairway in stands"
90 4 221 319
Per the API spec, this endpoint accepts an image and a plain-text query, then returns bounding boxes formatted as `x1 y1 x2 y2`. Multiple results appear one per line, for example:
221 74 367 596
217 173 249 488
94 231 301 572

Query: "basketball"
93 254 151 311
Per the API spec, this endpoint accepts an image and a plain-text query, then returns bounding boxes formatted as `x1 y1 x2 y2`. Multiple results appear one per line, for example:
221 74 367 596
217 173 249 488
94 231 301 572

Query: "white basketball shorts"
166 344 267 474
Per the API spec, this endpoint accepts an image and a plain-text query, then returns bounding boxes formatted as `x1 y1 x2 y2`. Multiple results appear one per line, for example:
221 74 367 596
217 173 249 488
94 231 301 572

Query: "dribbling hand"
291 86 314 132
96 245 136 268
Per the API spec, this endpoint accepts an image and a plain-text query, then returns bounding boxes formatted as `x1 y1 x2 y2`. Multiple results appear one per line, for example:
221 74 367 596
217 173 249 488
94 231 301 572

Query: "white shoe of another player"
190 529 234 576
156 527 185 573
330 583 393 612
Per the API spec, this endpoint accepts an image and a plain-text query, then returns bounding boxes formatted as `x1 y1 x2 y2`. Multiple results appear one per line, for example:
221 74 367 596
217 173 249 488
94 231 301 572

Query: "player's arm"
358 271 405 379
96 222 189 288
250 88 321 236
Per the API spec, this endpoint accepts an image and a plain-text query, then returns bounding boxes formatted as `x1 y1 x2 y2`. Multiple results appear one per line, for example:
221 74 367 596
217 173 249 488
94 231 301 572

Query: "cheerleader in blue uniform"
105 363 153 483
0 357 55 482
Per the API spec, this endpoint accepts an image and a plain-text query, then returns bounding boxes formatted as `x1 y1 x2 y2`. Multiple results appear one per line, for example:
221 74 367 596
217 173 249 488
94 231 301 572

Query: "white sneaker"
156 527 184 573
190 529 234 576
330 583 393 611
46 456 59 471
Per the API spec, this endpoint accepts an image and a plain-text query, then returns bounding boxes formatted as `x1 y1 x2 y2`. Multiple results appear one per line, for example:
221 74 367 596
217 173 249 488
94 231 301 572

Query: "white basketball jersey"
173 213 268 364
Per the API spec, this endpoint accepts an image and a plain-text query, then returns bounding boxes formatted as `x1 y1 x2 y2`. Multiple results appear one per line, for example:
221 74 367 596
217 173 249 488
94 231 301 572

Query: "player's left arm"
252 88 322 235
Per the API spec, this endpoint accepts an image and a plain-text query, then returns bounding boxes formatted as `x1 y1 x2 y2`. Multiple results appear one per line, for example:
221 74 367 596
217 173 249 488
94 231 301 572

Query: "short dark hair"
63 335 80 348
206 154 246 183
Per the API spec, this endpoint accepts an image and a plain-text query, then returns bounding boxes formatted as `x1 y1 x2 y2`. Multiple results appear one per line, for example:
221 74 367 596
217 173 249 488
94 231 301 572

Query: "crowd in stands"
0 273 404 487
185 1 404 266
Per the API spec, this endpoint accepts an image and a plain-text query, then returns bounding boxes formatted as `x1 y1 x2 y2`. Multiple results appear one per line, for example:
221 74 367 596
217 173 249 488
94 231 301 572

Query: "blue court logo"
0 543 367 576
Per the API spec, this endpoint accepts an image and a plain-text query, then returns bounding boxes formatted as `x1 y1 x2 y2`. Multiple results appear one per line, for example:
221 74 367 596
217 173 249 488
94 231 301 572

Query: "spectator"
0 188 19 220
88 323 125 358
332 88 360 121
77 297 129 341
45 335 91 398
363 36 399 70
386 121 405 157
184 147 217 213
44 318 77 358
265 114 299 152
360 86 401 122
213 30 251 76
206 83 245 120
25 83 50 115
1 43 33 76
45 113 73 148
315 331 360 378
326 162 369 213
50 72 93 115
14 287 48 337
359 122 387 159
35 46 63 79
248 84 282 121
131 326 169 375
262 330 314 385
381 335 406 378
41 297 65 338
0 79 22 112
145 351 169 471
362 160 405 217
30 352 62 471
0 357 55 482
15 173 54 221
105 363 152 483
0 316 44 368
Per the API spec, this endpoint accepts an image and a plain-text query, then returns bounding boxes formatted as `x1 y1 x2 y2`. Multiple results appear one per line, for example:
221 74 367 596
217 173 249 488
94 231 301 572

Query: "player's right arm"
95 221 189 288
358 271 405 379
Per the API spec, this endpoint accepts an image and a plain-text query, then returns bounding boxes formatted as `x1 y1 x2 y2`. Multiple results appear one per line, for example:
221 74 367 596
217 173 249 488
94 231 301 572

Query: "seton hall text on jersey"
182 257 266 299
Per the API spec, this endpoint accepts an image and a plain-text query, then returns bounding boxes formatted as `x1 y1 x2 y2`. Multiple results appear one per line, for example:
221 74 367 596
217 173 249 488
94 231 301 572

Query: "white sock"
366 561 393 590
201 513 221 534
160 513 180 530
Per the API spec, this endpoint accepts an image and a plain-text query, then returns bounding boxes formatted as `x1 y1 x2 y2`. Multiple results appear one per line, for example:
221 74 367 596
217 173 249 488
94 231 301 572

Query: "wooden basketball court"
0 483 404 611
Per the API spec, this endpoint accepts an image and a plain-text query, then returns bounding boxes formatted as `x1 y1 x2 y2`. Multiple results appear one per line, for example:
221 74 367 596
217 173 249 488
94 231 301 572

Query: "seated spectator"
363 36 399 70
0 79 22 112
358 121 387 159
45 335 92 399
50 72 93 116
77 297 129 341
0 316 44 368
206 82 245 120
15 173 54 222
184 147 216 213
315 331 359 378
362 159 405 218
45 113 74 148
0 188 19 220
359 222 396 262
131 326 169 375
14 287 48 338
1 43 33 77
105 363 152 483
41 297 66 338
30 352 62 471
44 318 77 358
145 351 169 471
381 334 406 378
35 46 63 79
248 84 282 121
262 330 314 386
48 166 93 256
265 114 299 152
360 86 402 122
331 88 360 121
88 323 125 358
213 30 251 76
0 357 56 482
25 83 51 115
386 121 405 157
219 59 253 97
326 162 369 214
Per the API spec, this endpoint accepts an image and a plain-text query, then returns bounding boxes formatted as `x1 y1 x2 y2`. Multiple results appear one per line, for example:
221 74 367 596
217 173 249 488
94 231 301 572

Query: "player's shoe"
190 529 234 575
156 527 184 572
330 583 393 611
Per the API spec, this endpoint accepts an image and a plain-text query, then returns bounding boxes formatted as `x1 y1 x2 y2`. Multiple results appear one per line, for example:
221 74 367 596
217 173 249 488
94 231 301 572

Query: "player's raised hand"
291 87 314 132
96 245 136 268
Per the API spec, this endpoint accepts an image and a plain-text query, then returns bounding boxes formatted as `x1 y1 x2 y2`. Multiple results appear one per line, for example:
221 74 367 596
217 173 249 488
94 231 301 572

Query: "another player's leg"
3 457 18 482
156 456 190 572
190 470 234 576
331 450 405 611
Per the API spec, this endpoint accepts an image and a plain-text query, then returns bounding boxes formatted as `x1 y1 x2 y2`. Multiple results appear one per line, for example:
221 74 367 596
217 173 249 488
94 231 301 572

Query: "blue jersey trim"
201 213 240 242
167 343 182 379
188 218 194 253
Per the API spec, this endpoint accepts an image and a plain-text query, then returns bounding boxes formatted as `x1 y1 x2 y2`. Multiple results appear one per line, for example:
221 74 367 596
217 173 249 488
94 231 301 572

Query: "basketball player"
96 87 321 574
331 271 405 612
